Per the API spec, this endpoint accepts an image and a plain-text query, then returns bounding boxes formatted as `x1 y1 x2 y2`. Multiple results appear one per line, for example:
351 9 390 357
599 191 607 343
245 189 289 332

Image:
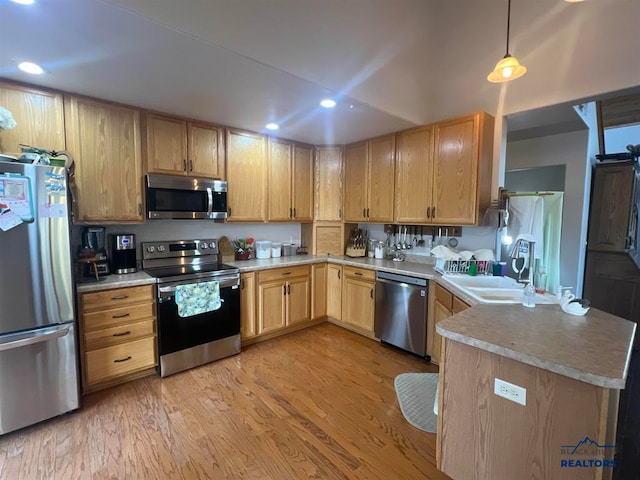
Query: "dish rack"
435 258 494 275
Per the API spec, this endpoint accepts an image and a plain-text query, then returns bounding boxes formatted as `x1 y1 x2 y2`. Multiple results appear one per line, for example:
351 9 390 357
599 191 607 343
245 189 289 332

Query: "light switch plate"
494 378 527 406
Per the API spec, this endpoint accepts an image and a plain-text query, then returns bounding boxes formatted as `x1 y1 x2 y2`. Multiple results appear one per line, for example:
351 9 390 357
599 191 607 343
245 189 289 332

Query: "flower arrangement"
0 107 17 131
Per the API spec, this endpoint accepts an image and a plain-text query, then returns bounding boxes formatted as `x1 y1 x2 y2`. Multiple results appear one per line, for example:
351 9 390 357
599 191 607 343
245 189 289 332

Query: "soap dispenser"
522 281 536 308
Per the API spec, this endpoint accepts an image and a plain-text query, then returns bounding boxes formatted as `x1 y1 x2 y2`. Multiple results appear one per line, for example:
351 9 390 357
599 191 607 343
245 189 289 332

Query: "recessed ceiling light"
11 0 35 4
320 99 337 109
265 123 279 131
18 61 44 75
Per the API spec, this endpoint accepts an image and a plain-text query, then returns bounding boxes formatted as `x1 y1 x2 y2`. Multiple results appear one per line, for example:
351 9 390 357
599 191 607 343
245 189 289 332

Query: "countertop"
436 304 637 389
76 271 157 293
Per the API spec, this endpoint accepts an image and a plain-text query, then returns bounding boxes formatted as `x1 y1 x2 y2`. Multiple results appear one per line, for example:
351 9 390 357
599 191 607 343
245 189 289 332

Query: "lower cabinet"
78 284 157 393
327 264 343 321
240 272 257 340
311 263 327 320
429 283 469 364
341 266 376 335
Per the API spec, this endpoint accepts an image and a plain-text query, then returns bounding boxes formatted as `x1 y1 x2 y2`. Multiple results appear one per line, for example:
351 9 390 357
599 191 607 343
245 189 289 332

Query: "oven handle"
158 275 239 295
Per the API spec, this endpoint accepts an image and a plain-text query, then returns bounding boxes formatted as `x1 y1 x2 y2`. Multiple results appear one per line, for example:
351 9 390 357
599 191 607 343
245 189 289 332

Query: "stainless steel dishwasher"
374 271 428 358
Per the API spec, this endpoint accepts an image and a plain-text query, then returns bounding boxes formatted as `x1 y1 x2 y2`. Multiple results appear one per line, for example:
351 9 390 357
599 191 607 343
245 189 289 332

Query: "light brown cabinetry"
267 138 313 222
240 272 256 340
78 285 157 392
344 134 395 223
226 129 267 222
341 266 376 334
257 266 310 335
311 263 327 320
64 95 143 223
0 81 65 154
429 283 469 364
144 113 225 179
327 264 343 321
315 146 343 221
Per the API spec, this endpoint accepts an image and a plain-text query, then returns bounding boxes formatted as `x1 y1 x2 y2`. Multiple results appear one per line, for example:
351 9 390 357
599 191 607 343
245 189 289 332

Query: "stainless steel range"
142 238 240 377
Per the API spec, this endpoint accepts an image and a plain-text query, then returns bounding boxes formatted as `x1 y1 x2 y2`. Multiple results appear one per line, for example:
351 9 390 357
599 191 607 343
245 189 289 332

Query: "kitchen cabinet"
311 263 327 320
78 285 157 393
326 264 343 321
343 134 395 223
64 95 144 223
315 146 343 221
267 138 313 222
226 129 267 221
144 112 225 179
240 272 257 340
395 112 493 225
429 283 469 364
257 265 310 335
341 266 375 334
0 81 65 155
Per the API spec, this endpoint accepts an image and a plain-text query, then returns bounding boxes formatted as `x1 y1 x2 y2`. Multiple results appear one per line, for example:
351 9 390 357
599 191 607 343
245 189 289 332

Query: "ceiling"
1 0 639 145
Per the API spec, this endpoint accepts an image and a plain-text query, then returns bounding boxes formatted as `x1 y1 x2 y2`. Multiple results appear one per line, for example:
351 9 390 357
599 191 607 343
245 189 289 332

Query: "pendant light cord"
505 0 512 56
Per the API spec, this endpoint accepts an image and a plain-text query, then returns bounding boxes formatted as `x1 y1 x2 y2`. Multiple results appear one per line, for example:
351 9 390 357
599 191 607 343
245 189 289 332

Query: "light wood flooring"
0 323 451 480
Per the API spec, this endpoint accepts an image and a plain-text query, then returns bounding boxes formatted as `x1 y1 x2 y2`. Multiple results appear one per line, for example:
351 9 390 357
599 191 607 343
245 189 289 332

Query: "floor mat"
394 373 439 433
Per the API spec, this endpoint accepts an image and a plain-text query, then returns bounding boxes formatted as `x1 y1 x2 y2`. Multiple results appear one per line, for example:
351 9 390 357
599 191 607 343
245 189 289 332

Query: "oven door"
156 274 240 358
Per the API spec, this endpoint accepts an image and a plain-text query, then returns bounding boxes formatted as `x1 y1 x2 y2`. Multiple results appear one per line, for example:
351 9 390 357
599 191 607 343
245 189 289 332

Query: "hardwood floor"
0 324 450 480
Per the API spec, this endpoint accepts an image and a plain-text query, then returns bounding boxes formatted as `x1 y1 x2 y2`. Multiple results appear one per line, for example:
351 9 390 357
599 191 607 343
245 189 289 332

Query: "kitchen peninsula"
436 305 636 480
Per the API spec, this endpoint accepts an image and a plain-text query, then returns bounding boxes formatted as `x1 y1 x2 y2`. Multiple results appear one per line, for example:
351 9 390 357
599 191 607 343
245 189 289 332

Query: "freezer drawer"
0 323 79 435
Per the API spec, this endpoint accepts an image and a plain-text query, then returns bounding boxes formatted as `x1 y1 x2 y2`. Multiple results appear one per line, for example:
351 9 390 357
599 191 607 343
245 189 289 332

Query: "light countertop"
436 304 637 389
76 271 157 293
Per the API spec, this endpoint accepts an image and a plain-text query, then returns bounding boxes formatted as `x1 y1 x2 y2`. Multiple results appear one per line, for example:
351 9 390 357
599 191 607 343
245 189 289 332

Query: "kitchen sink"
443 275 557 304
443 274 521 289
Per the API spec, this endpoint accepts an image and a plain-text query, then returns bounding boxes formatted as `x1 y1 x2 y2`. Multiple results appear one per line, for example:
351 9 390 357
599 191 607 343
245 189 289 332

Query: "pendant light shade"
487 0 526 83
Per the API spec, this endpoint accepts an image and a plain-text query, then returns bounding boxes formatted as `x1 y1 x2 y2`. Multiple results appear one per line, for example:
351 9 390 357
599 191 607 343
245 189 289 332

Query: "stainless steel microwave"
145 174 227 220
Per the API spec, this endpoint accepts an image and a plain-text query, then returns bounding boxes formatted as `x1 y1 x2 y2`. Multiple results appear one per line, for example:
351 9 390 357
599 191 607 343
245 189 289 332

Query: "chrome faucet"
509 237 536 283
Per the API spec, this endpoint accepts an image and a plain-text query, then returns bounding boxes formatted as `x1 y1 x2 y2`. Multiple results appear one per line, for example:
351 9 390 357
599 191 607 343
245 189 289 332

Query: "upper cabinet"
315 146 343 221
144 112 224 179
343 134 395 223
267 138 313 222
65 96 143 223
0 81 65 155
226 129 267 222
395 112 493 225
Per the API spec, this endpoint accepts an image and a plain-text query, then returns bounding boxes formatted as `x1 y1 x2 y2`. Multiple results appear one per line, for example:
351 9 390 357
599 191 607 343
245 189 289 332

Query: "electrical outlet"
494 378 527 406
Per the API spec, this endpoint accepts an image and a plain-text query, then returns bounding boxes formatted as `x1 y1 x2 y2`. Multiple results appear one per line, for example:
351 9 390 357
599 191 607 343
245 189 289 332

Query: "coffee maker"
110 234 137 274
79 227 110 278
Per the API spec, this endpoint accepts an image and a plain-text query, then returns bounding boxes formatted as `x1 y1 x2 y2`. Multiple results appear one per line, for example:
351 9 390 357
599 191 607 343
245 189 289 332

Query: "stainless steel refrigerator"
0 161 79 435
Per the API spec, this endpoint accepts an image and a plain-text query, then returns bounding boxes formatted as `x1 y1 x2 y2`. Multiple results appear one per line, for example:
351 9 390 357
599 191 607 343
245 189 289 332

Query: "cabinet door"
226 129 267 221
257 280 286 334
342 278 374 333
368 134 395 222
267 137 293 221
240 272 256 340
327 264 343 321
188 122 224 179
64 96 143 223
292 143 314 222
432 115 478 225
144 113 188 175
588 164 635 252
0 81 65 154
315 146 343 221
288 276 311 325
432 299 452 364
343 141 369 222
311 263 327 320
395 125 434 223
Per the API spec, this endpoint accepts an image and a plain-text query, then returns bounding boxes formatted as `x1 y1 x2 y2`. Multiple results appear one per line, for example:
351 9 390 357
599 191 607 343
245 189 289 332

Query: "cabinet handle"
114 356 132 363
338 270 341 279
293 207 296 218
111 295 128 300
289 207 293 218
228 207 232 217
287 285 291 295
370 289 374 299
362 208 366 218
241 279 245 290
189 159 193 172
112 331 131 337
432 206 436 218
366 208 370 218
183 159 187 171
354 272 363 276
339 208 342 219
138 203 143 215
426 207 431 218
283 285 286 296
111 313 130 319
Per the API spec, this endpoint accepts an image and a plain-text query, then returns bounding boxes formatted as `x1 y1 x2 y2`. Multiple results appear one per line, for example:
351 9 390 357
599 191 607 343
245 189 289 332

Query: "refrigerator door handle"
0 326 70 353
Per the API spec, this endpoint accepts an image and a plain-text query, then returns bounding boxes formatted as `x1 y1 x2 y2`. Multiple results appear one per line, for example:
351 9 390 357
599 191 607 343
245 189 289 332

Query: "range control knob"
200 242 208 249
147 246 155 253
157 245 166 252
209 242 216 249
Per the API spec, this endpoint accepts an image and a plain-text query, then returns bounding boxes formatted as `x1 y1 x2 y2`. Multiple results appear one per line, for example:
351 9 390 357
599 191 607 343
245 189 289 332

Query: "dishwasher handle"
376 271 427 287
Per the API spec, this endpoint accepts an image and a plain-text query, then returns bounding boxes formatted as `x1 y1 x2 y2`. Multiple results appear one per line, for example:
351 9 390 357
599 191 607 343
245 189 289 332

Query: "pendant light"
487 0 527 83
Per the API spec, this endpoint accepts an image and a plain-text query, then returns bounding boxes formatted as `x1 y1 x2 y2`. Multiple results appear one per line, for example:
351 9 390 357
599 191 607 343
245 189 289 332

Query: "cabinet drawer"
452 296 470 314
84 320 155 351
435 283 453 309
343 266 375 282
81 285 154 313
82 302 155 331
258 265 310 283
85 337 156 386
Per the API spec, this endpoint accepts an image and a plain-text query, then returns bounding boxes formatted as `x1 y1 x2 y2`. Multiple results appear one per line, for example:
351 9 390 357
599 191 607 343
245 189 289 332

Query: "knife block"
345 247 366 257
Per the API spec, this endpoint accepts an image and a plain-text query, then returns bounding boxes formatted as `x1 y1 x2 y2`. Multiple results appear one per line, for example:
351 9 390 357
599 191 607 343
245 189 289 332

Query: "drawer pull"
112 331 131 337
282 272 291 276
354 272 363 276
114 356 132 363
112 313 130 319
111 295 129 300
